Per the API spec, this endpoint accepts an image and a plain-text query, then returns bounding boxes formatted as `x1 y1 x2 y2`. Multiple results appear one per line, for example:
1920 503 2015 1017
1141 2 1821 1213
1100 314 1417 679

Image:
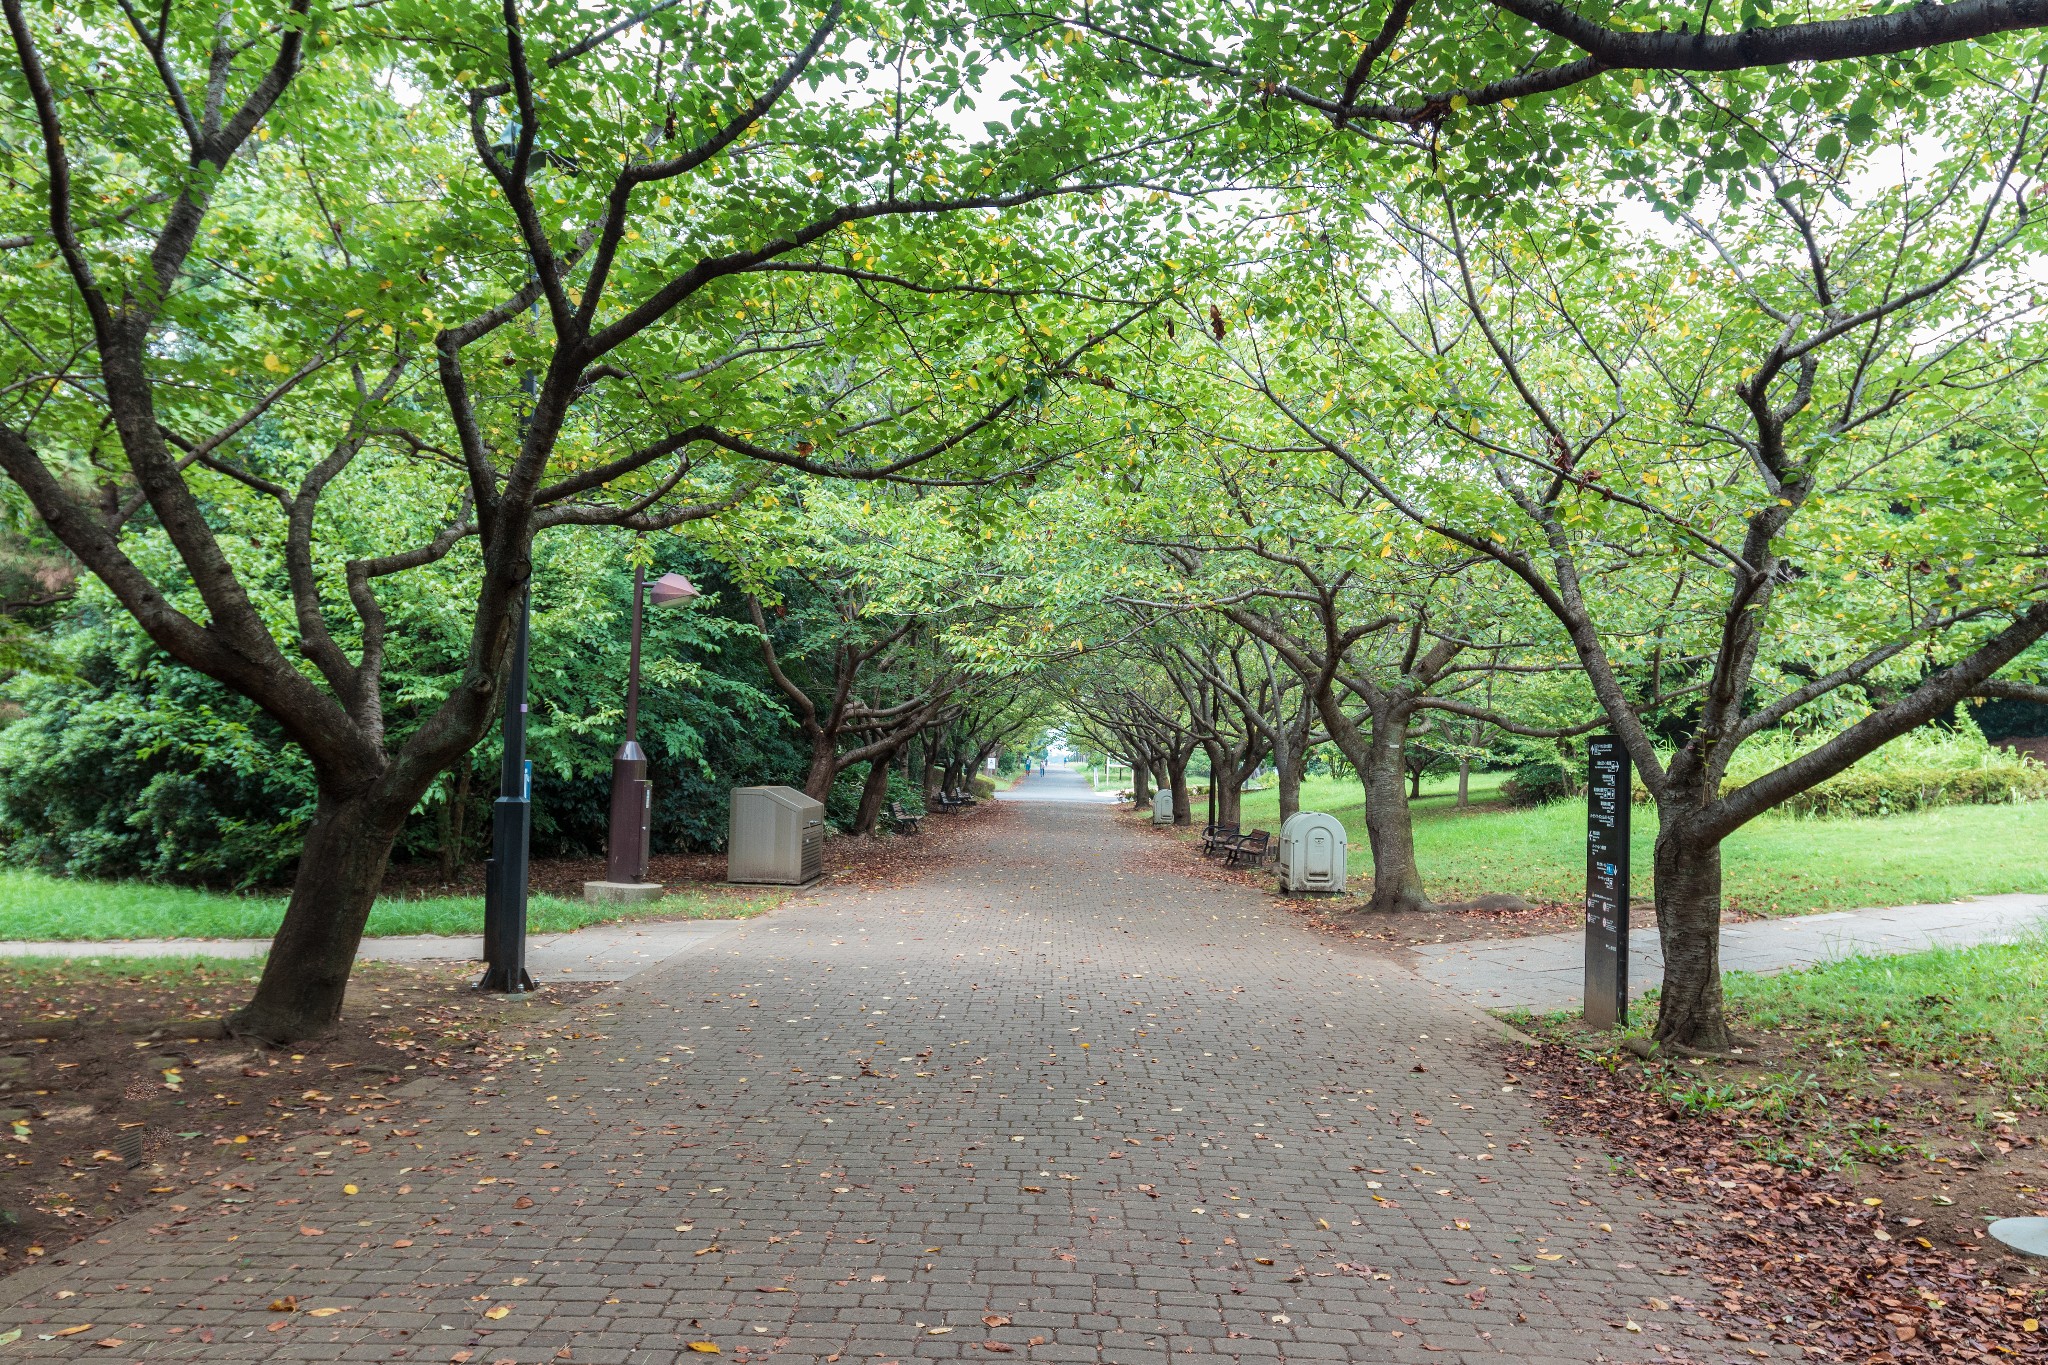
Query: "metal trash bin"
1278 811 1347 894
1152 788 1174 825
728 785 825 885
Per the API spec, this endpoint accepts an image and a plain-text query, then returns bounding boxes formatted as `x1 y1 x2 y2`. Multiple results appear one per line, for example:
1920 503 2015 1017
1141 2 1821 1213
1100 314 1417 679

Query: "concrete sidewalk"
1414 890 2048 1012
0 916 746 980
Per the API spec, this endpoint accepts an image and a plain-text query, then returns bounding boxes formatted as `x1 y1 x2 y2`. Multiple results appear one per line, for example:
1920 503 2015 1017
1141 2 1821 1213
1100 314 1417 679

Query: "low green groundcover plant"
1511 931 2048 1170
1720 932 2048 1091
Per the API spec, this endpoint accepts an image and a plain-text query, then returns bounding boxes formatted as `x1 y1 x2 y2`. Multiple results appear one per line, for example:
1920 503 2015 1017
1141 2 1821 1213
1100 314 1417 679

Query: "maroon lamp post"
584 568 700 902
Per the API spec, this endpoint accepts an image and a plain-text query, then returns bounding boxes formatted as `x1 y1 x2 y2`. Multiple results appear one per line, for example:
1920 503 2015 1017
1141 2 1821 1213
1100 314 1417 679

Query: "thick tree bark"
1166 747 1193 825
1210 752 1242 827
1650 814 1732 1052
435 773 456 881
1277 745 1303 825
445 762 472 880
852 752 897 835
1274 706 1311 825
1130 757 1152 808
803 735 838 804
1305 680 1431 913
430 765 468 879
226 785 404 1042
1361 707 1431 913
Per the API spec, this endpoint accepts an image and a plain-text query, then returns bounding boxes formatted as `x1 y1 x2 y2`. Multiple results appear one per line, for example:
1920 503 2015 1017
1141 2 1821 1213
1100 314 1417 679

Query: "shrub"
1719 717 2047 817
1497 735 1580 806
0 641 315 888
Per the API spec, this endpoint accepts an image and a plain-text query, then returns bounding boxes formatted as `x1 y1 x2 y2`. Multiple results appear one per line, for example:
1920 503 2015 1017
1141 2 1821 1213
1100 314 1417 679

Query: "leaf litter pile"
1513 1031 2046 1361
0 958 601 1274
384 798 1012 900
1129 812 1754 948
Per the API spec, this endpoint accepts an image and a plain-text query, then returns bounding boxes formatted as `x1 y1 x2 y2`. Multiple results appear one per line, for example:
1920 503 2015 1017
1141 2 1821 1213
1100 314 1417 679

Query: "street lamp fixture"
585 567 700 903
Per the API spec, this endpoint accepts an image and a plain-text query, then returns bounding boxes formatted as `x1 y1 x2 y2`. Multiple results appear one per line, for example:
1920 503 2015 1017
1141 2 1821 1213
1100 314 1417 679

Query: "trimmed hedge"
1504 720 2046 817
1719 719 2047 817
1726 754 2048 817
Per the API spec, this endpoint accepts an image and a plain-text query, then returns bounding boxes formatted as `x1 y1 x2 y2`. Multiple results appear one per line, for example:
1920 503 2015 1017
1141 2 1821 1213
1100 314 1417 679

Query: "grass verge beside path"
1500 936 2048 1355
1235 775 2048 915
0 868 781 941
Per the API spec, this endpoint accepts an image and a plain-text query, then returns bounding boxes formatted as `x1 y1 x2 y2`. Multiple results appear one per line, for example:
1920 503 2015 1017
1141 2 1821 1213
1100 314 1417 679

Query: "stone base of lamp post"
582 880 665 904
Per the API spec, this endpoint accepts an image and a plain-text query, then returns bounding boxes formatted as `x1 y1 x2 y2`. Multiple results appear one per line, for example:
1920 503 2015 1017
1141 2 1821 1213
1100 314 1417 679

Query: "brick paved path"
0 775 1732 1363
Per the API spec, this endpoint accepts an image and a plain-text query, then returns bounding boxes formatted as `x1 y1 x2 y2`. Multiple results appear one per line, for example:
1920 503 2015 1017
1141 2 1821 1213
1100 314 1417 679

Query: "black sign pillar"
479 587 536 994
1584 735 1630 1029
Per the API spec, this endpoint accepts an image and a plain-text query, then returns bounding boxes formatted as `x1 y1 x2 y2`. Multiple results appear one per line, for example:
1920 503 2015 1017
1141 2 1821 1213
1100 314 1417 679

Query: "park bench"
888 801 925 834
1200 823 1239 857
1222 828 1272 868
932 791 969 812
949 788 978 806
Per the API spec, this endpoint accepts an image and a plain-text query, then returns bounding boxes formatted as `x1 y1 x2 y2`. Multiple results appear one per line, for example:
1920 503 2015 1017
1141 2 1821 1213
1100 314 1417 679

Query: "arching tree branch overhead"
0 0 1191 1040
1009 0 2048 142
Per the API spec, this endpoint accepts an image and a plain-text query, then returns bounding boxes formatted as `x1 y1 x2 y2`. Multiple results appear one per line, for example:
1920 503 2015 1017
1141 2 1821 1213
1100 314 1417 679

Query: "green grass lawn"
1510 932 2048 1176
0 869 780 941
1719 932 2048 1089
1235 775 2048 915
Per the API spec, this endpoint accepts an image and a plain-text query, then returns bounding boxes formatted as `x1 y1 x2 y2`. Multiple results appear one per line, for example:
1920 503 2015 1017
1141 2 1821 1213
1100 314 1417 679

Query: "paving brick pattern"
0 774 1734 1363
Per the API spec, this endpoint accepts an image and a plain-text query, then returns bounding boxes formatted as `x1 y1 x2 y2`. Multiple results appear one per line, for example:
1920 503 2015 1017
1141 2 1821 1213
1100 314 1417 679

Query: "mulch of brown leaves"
1514 1037 2048 1362
379 801 1013 901
0 960 602 1276
1123 811 1756 948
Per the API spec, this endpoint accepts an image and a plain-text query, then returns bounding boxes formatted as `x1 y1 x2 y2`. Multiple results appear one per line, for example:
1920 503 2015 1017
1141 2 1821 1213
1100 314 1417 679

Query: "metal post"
1584 735 1630 1028
479 587 535 994
605 566 652 884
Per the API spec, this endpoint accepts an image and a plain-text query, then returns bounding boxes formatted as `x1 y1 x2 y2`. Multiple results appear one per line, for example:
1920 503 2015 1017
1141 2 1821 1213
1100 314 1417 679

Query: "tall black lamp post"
584 566 700 902
479 586 537 994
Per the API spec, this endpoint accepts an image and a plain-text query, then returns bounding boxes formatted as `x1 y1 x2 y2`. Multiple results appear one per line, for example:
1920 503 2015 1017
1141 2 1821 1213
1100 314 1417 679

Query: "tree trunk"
852 752 897 836
1214 768 1242 827
226 786 402 1043
1131 757 1152 808
434 775 453 881
1362 708 1431 913
1309 683 1430 913
1651 814 1733 1051
438 761 472 882
1456 758 1469 808
1277 744 1302 825
1409 764 1424 800
942 756 965 796
803 735 838 804
1167 749 1193 826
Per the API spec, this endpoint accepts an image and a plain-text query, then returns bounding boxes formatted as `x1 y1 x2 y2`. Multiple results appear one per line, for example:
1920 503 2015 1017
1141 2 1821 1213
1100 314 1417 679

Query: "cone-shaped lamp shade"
649 572 701 607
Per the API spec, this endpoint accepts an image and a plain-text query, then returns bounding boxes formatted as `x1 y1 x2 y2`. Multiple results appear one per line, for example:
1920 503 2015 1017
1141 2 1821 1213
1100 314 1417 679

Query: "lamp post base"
583 880 665 904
